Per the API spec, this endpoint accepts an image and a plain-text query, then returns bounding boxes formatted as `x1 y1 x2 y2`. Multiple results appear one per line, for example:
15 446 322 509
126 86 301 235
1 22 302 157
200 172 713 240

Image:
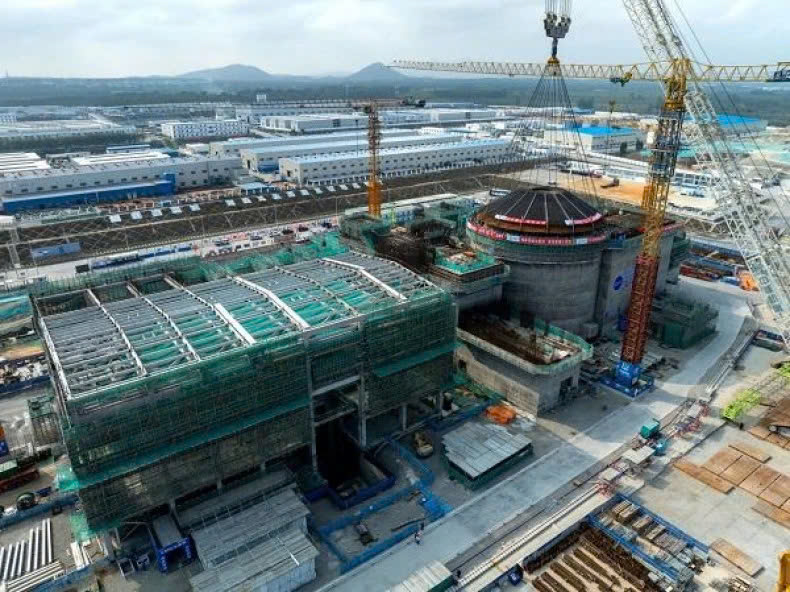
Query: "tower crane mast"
622 0 790 351
393 2 790 374
346 98 425 218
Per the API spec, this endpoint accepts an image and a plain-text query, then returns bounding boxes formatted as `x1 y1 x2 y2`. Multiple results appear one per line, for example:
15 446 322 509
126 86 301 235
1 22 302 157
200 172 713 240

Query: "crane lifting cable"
393 0 790 367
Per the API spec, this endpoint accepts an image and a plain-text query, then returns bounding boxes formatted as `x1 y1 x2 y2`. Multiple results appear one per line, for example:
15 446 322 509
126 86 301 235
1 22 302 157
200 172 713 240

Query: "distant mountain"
179 64 272 81
346 62 407 82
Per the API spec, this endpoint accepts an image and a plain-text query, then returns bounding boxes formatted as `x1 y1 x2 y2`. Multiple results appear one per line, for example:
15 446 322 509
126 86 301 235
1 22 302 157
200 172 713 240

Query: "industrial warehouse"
0 0 788 590
279 139 509 184
241 132 463 173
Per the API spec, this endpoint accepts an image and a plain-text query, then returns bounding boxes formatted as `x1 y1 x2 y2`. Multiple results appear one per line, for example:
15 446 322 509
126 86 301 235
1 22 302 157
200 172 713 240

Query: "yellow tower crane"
393 2 790 388
348 98 426 219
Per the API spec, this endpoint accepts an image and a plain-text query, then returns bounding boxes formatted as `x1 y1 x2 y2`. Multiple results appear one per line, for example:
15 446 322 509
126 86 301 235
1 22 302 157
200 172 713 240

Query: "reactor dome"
475 186 604 235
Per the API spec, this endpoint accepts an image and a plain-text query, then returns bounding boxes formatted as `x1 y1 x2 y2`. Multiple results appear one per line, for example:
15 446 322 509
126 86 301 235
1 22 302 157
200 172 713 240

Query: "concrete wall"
594 230 683 333
504 254 602 335
455 342 579 416
595 237 640 330
654 230 677 295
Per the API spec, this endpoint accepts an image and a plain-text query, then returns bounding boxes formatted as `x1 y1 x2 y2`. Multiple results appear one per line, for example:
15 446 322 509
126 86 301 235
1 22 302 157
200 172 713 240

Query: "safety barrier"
314 439 452 573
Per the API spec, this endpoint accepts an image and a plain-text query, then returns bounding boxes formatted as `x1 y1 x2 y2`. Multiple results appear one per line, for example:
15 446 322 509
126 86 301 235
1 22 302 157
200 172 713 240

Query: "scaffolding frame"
36 237 456 532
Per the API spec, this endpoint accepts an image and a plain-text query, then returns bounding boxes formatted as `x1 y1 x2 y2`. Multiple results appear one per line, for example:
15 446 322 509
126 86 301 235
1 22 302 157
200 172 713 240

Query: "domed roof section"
480 186 602 230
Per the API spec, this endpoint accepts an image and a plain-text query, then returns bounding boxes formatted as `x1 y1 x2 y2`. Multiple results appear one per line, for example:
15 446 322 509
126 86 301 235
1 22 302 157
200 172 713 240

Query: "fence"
314 440 452 574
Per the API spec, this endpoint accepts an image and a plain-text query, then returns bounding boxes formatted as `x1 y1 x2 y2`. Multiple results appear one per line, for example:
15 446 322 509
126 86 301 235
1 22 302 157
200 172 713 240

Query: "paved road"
317 279 752 591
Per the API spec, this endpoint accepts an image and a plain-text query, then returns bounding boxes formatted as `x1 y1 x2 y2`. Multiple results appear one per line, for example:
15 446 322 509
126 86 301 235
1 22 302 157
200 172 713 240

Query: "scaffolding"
34 238 456 532
652 295 718 349
28 394 60 447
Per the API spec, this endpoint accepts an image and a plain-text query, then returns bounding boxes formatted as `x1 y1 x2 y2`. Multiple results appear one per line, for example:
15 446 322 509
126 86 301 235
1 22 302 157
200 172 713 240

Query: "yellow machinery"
779 551 790 592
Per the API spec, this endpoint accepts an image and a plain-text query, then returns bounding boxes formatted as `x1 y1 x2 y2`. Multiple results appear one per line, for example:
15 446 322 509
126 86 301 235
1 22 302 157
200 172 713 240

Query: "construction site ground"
636 422 790 592
634 342 789 592
0 277 766 592
316 278 756 591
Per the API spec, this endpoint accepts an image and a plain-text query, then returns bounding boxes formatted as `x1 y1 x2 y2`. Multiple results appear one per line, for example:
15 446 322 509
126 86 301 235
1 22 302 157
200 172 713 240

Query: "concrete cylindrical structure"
467 186 607 335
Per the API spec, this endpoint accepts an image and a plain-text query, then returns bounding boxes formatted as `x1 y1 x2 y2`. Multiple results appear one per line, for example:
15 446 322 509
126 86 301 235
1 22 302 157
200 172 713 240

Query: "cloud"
0 0 786 77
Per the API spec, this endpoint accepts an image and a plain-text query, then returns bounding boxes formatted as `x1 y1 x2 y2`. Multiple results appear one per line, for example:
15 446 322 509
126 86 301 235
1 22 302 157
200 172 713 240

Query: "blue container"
0 440 9 457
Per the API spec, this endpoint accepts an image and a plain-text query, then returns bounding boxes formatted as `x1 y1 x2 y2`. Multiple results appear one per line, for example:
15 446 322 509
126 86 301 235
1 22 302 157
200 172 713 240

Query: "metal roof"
242 134 454 156
479 185 602 228
577 126 637 136
285 139 508 164
40 251 437 398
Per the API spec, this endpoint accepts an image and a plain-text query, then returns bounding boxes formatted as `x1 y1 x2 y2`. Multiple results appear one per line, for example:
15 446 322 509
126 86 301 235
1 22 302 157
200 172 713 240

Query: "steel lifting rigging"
394 0 790 387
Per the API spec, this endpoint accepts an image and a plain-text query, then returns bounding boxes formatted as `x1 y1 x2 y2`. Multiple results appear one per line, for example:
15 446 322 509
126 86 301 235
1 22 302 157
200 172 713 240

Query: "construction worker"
414 529 422 545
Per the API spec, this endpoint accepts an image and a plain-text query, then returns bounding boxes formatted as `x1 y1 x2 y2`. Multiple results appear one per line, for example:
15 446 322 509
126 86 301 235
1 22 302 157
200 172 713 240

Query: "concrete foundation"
454 320 589 416
456 342 579 416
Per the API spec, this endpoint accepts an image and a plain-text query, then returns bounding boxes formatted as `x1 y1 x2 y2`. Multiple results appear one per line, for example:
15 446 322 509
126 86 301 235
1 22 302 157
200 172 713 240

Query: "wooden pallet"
710 538 763 577
728 441 771 463
674 459 734 493
766 433 789 447
720 455 761 485
753 500 790 529
702 448 742 475
759 475 790 508
741 465 781 496
748 425 771 440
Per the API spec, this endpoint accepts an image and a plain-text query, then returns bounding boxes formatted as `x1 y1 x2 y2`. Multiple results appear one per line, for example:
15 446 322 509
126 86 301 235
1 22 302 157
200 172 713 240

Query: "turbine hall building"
33 246 456 532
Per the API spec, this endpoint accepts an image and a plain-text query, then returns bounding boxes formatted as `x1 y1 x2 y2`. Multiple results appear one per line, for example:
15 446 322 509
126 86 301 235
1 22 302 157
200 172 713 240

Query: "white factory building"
240 133 460 173
0 119 137 142
208 129 412 158
279 139 509 185
160 119 250 140
260 113 369 133
379 108 503 126
588 152 714 187
235 104 354 123
209 129 415 157
0 152 242 199
545 126 646 154
0 153 51 175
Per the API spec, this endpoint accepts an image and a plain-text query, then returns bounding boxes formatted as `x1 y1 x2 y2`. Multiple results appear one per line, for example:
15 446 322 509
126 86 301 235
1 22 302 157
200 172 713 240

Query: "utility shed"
190 529 318 592
387 561 454 592
188 487 317 592
442 417 533 489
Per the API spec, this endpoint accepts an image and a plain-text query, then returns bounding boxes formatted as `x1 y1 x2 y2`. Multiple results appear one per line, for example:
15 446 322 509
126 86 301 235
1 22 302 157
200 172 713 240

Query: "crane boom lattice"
393 2 790 351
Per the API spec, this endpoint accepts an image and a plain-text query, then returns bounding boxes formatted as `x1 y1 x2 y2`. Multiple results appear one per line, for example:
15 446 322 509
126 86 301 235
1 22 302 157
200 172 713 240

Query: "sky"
1 0 786 78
